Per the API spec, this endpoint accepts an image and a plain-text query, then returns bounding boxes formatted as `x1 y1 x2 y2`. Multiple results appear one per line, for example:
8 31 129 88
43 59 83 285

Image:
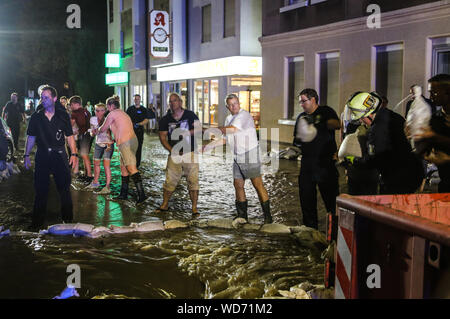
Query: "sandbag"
296 117 317 143
406 86 432 154
338 131 362 159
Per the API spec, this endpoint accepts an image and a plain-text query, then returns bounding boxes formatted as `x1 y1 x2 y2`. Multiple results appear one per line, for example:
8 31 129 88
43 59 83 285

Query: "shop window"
224 0 235 38
287 56 304 119
431 37 450 76
210 80 219 125
202 5 212 43
374 44 403 111
231 77 262 86
318 52 340 112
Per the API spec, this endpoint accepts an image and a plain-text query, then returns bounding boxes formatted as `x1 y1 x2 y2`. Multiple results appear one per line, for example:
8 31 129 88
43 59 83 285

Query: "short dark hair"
134 94 141 98
69 95 82 106
106 96 121 109
299 88 319 104
41 85 58 98
428 73 450 84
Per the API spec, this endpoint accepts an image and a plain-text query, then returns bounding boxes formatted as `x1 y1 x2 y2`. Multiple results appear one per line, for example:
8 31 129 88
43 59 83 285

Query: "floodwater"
0 133 336 299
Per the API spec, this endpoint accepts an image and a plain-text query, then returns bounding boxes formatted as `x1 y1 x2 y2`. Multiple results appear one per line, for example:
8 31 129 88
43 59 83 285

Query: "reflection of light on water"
108 201 124 226
25 238 44 251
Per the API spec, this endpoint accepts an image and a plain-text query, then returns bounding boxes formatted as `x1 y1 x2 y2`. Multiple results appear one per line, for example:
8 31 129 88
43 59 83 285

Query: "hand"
69 155 79 170
0 160 6 171
24 156 32 170
413 128 436 142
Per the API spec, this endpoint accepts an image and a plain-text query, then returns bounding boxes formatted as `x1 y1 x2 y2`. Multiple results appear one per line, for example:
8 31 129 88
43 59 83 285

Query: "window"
431 37 450 76
110 39 115 53
109 0 114 23
318 52 340 111
154 0 170 12
287 56 305 119
280 0 328 13
121 9 133 57
374 44 403 110
202 5 212 43
224 0 235 38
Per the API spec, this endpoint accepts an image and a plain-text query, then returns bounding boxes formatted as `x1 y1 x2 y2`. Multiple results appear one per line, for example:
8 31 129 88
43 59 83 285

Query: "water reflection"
0 134 329 299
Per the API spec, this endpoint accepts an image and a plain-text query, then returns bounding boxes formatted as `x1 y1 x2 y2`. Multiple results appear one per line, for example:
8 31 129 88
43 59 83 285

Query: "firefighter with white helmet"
346 91 424 194
338 92 379 195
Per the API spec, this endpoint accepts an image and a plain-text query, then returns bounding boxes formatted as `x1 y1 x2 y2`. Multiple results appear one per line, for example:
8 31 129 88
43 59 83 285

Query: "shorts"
233 147 262 180
163 152 199 192
94 143 114 161
118 137 138 167
77 133 92 156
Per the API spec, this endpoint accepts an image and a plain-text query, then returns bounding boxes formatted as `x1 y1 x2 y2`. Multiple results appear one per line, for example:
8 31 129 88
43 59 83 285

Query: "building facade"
154 0 263 127
260 0 450 143
107 0 263 127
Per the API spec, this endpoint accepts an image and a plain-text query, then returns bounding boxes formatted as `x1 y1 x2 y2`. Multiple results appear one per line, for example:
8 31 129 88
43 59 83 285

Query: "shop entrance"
229 76 261 128
193 79 219 126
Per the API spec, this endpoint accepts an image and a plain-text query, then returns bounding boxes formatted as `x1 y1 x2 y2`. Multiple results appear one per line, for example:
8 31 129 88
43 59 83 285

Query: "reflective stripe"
337 227 352 280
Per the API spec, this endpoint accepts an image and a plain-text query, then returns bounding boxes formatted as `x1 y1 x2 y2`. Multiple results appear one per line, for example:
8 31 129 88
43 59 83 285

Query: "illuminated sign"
156 56 262 82
105 72 128 85
105 53 121 68
150 10 170 58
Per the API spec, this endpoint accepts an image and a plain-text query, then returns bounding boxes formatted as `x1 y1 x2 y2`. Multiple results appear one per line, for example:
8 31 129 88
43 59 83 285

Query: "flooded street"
0 132 337 299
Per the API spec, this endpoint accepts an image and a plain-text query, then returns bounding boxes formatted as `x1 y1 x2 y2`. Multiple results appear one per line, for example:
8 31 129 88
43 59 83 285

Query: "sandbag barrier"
0 219 328 249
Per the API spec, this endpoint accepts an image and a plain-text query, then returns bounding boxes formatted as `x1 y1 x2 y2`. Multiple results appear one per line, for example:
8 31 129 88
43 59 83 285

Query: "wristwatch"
71 153 78 157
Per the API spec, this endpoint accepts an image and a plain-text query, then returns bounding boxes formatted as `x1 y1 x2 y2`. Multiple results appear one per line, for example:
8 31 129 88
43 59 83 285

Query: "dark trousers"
299 166 339 230
135 128 144 168
32 149 73 227
9 123 20 150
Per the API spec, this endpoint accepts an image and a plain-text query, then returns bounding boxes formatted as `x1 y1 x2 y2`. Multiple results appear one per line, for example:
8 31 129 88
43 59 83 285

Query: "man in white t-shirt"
203 94 272 224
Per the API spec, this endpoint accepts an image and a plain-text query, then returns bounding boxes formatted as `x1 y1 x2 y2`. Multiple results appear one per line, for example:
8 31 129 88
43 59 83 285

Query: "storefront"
155 56 262 128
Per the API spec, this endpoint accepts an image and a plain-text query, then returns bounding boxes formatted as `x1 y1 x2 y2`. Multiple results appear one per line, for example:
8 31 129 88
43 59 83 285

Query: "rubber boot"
235 200 248 221
114 176 129 200
131 172 147 204
261 200 273 224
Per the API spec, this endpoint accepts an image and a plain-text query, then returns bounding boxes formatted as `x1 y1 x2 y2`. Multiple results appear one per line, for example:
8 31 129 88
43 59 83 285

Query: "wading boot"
114 176 129 200
235 200 248 222
131 173 147 204
261 200 273 224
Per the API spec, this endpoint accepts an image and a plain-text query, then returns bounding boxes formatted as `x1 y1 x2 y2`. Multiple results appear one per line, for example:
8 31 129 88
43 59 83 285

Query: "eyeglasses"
299 99 310 104
95 109 105 112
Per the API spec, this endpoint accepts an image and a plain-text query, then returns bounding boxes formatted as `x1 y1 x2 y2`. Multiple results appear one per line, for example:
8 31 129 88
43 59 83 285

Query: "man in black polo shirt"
2 92 26 151
126 94 149 168
293 88 340 230
24 85 79 230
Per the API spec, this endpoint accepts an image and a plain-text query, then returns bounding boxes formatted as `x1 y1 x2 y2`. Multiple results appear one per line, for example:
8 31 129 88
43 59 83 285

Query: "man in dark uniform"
415 74 450 193
126 94 149 168
2 93 26 151
293 88 340 230
24 85 78 230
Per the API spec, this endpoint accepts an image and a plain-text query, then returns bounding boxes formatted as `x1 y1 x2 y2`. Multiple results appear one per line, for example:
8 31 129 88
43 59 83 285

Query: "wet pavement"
0 129 343 299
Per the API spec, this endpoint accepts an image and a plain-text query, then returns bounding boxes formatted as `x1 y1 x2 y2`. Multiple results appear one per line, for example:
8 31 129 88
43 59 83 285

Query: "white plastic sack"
296 117 317 143
406 86 432 152
338 131 362 159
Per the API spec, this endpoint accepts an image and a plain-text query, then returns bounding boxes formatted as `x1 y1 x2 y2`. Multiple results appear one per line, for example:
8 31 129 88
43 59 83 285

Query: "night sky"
0 0 112 106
